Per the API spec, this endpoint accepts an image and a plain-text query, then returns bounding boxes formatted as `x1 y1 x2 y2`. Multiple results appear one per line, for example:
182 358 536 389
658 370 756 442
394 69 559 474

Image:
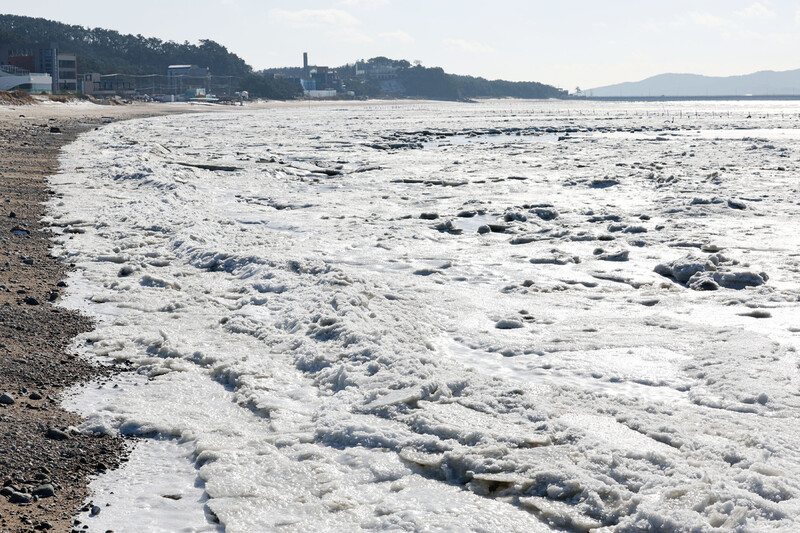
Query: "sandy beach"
0 98 196 533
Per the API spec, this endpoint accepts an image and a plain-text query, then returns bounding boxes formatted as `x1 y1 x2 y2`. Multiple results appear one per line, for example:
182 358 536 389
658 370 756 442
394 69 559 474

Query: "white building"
304 89 337 98
0 65 52 93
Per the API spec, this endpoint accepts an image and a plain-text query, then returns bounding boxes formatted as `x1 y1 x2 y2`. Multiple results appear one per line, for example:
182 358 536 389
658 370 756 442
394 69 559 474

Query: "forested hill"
452 74 565 99
1 14 565 100
0 14 250 76
265 60 567 100
396 67 566 100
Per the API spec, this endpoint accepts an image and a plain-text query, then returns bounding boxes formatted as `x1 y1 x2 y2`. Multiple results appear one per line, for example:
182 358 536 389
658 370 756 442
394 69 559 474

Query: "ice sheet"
51 100 800 531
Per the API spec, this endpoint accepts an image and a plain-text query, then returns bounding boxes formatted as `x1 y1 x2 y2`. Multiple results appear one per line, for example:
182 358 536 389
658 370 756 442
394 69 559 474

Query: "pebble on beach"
33 484 55 498
9 492 32 505
45 427 70 441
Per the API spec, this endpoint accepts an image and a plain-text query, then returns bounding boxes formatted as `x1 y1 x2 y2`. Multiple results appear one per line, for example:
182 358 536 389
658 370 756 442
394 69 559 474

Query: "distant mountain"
588 69 800 97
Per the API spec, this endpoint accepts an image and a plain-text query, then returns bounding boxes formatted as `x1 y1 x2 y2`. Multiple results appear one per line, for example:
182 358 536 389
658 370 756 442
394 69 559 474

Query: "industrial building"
167 65 210 95
300 52 344 98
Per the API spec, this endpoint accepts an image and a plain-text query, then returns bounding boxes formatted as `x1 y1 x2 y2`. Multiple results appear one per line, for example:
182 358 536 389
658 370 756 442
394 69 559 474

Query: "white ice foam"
50 100 800 531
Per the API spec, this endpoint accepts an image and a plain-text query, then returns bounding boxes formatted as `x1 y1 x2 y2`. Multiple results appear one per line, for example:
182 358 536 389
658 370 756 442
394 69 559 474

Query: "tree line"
285 56 566 100
0 14 250 77
1 15 564 100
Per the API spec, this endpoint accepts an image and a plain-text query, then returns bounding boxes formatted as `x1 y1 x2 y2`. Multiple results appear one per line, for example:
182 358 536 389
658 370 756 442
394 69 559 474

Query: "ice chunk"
656 254 767 290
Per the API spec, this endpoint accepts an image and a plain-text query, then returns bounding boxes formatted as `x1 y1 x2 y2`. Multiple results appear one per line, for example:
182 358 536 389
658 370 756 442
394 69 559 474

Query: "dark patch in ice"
413 269 441 276
424 179 468 187
367 141 423 150
738 310 772 319
308 316 345 341
118 265 136 277
727 198 747 210
434 220 463 235
353 165 381 173
395 178 467 187
687 274 720 291
587 214 621 223
176 162 240 172
288 260 331 276
589 178 620 189
504 212 527 223
608 224 647 234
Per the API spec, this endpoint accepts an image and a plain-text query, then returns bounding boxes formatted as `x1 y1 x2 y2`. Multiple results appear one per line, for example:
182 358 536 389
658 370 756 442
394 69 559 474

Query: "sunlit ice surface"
51 99 800 531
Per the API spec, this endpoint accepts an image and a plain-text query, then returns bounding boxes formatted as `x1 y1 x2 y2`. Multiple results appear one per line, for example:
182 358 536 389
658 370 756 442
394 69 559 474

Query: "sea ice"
52 100 800 531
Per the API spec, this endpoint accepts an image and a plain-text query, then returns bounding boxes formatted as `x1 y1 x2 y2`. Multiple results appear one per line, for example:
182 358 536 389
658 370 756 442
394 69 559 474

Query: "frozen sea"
47 99 800 532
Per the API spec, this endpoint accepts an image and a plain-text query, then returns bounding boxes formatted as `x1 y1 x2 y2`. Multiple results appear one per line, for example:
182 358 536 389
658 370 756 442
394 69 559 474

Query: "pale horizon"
3 1 800 91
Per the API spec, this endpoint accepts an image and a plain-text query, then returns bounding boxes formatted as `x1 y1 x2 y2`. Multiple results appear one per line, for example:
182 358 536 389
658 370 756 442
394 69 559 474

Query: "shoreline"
0 102 195 533
0 97 452 533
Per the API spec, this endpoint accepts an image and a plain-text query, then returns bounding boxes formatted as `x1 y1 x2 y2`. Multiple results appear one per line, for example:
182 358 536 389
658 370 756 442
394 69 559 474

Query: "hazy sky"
4 1 800 90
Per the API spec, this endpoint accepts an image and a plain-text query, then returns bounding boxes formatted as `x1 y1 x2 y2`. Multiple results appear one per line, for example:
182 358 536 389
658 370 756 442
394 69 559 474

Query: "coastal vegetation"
264 56 565 100
0 14 250 77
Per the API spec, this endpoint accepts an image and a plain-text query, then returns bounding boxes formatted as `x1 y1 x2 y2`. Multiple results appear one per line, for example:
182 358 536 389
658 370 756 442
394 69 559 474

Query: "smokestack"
303 52 308 72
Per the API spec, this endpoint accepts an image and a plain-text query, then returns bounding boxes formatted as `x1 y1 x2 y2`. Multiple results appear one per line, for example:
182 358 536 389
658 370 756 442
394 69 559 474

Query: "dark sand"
0 100 190 533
